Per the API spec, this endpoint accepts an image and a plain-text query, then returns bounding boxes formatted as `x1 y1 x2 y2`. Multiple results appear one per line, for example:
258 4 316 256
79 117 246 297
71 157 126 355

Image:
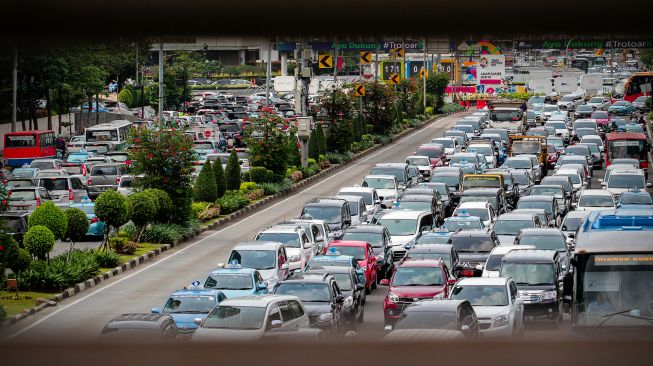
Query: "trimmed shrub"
214 161 227 199
144 189 173 224
117 222 137 241
266 169 275 183
194 160 218 203
141 223 199 244
28 201 68 240
289 170 303 183
255 179 294 195
95 190 131 249
94 250 120 267
244 189 264 201
24 225 56 260
127 191 157 242
239 182 257 192
225 150 241 190
65 207 90 246
216 191 249 214
241 170 250 182
249 167 268 183
117 89 134 108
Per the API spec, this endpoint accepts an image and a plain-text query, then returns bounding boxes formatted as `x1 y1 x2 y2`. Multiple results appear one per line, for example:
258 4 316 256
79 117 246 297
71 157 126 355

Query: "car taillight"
116 177 121 185
460 269 475 277
36 197 41 206
68 189 74 201
90 217 99 224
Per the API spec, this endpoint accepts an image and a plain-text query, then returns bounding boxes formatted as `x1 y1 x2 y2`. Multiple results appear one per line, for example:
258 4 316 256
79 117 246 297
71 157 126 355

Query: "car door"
279 301 300 330
278 248 289 280
265 304 283 333
366 244 377 281
288 299 309 328
254 271 267 294
71 177 87 202
509 280 523 327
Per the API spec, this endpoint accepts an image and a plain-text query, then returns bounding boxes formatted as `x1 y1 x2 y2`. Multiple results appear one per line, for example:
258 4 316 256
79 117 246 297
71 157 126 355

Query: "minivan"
37 176 88 208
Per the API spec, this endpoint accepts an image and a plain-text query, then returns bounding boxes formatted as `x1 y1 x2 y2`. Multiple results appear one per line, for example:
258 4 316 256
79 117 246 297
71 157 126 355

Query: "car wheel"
371 272 378 290
365 285 371 295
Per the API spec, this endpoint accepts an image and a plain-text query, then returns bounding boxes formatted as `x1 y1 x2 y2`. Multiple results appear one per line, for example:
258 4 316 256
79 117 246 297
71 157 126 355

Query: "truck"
487 99 526 135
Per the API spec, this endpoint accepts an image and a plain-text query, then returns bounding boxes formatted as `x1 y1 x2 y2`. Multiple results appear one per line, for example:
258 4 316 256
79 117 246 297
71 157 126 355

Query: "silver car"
7 187 51 213
37 176 88 208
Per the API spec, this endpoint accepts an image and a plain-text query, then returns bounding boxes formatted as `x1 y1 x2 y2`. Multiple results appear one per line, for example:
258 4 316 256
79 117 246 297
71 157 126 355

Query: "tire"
371 271 378 290
365 286 371 295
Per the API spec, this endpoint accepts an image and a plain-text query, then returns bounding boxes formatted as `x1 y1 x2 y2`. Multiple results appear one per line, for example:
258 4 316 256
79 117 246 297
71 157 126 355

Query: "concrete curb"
0 111 461 329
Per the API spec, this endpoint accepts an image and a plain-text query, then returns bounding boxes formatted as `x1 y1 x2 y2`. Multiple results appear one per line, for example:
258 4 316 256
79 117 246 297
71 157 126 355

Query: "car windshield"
450 236 495 252
30 162 53 170
557 173 581 184
519 234 566 250
608 140 645 160
443 219 482 231
202 305 266 330
511 173 530 185
485 254 505 271
417 235 451 244
303 206 342 224
459 195 499 210
406 157 431 166
405 252 451 265
467 146 493 156
398 201 431 212
39 178 68 191
517 200 552 214
228 250 276 270
340 191 373 205
562 216 585 231
62 166 83 175
500 263 554 286
256 233 300 248
204 273 253 290
194 142 214 150
370 167 405 182
620 193 653 205
575 121 597 129
455 208 489 221
274 283 331 302
394 310 457 330
590 111 608 119
505 159 531 169
391 267 443 286
378 218 417 236
451 285 509 306
12 169 36 178
9 190 36 201
608 174 645 189
577 106 593 112
493 219 534 235
449 155 476 165
162 295 216 314
546 122 567 130
91 166 118 176
7 180 34 189
579 195 614 207
362 177 395 190
431 175 460 188
530 187 563 198
329 246 366 260
330 273 353 291
432 139 453 148
346 201 360 215
544 105 558 112
342 232 383 248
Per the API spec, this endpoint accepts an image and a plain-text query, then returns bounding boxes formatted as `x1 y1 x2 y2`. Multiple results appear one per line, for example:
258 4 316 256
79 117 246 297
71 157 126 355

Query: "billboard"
461 61 477 86
554 76 579 95
529 79 554 95
477 55 505 85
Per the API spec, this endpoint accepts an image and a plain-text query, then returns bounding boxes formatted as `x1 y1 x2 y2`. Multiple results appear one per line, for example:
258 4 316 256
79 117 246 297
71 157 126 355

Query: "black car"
100 313 180 342
304 266 365 329
272 273 346 336
301 198 352 237
431 172 463 204
396 195 443 225
485 169 519 207
384 299 479 339
0 211 29 244
341 225 393 279
402 243 461 279
418 182 454 217
449 230 499 277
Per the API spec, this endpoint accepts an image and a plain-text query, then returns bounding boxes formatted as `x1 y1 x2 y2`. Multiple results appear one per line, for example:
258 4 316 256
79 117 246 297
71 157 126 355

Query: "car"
336 195 369 225
11 167 39 179
337 186 381 217
254 225 314 271
383 299 479 339
105 152 132 168
100 313 180 342
541 104 560 121
418 182 455 216
503 156 538 184
441 215 486 233
449 277 525 337
66 135 86 153
448 230 499 276
556 155 593 180
560 210 591 240
272 272 350 335
376 210 435 261
575 189 616 211
431 137 461 158
304 265 365 329
66 151 96 164
616 189 653 210
402 243 460 279
325 240 378 293
430 172 463 204
0 211 29 244
540 175 575 201
449 153 482 174
453 201 497 228
60 162 87 182
632 95 650 112
86 163 128 199
361 175 400 208
574 105 595 119
203 264 269 298
35 168 69 178
69 198 106 238
306 251 366 286
508 169 534 195
579 135 604 153
444 130 468 147
191 295 315 341
493 213 543 245
482 245 537 278
341 225 392 279
405 155 434 181
151 286 227 333
380 259 454 326
466 143 497 169
301 198 352 238
555 168 587 194
601 168 649 197
226 242 290 289
84 156 115 171
499 250 565 324
116 175 136 196
29 158 62 170
545 120 570 141
415 231 456 245
459 187 508 214
516 195 561 227
395 195 442 224
608 100 636 116
370 163 412 189
586 96 611 110
527 184 569 215
7 186 50 213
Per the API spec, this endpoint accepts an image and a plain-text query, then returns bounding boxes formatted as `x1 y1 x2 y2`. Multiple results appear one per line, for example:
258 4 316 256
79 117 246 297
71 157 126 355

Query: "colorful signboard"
477 55 505 85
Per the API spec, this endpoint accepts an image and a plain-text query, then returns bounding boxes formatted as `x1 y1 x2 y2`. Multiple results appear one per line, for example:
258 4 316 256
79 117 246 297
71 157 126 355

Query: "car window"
267 306 281 328
279 302 295 323
509 282 518 302
289 300 304 318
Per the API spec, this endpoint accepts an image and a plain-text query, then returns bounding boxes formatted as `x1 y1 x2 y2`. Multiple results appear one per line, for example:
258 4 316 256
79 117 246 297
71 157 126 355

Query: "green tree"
641 49 653 70
308 128 320 161
361 82 396 135
28 202 68 241
143 189 174 224
127 191 157 242
64 208 90 254
194 160 218 202
24 225 56 260
316 123 327 156
8 244 31 297
118 89 134 107
287 130 302 167
426 72 450 111
213 160 227 199
225 150 242 190
245 112 289 181
95 190 131 250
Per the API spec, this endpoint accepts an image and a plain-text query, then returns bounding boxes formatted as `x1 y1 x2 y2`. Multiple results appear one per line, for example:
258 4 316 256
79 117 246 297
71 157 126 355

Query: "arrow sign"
390 47 405 58
390 74 401 84
355 84 365 96
359 51 372 64
457 41 470 51
318 53 333 68
419 68 428 78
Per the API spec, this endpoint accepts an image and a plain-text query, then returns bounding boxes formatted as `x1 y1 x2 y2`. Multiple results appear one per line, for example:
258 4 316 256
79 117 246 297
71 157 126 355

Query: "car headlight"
317 313 333 322
289 255 301 262
541 290 557 300
343 296 354 308
432 293 445 299
388 293 399 302
494 314 510 327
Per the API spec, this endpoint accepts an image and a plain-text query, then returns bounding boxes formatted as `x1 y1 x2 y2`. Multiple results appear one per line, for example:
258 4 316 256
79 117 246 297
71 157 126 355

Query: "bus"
604 133 650 174
3 130 56 167
84 120 133 151
623 72 653 102
568 209 653 335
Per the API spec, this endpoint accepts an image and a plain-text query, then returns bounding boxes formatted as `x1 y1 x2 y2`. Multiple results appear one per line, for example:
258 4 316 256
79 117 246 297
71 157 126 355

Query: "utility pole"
375 40 379 82
135 40 139 85
11 47 17 132
265 38 272 108
333 38 338 84
158 37 164 123
610 48 615 95
423 38 427 111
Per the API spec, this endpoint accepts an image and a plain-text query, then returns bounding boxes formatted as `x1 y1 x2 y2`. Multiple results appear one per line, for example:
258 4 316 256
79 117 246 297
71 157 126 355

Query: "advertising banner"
477 55 505 85
462 61 477 86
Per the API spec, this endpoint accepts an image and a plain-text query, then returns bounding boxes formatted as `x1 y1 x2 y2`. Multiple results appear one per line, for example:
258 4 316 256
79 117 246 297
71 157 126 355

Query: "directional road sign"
359 51 372 64
419 68 428 78
390 74 401 84
318 53 333 68
355 84 365 96
390 47 404 58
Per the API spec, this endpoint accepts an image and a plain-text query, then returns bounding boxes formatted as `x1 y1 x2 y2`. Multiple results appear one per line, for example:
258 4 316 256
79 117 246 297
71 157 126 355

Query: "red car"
590 110 610 127
326 240 377 294
414 145 446 168
380 259 454 326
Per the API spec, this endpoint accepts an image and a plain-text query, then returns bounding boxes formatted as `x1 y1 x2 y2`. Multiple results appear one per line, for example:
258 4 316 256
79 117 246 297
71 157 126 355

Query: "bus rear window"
5 135 36 148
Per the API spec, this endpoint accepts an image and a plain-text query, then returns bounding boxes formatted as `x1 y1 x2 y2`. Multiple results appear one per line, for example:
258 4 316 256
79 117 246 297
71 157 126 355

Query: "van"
499 250 564 324
37 176 88 208
87 163 128 199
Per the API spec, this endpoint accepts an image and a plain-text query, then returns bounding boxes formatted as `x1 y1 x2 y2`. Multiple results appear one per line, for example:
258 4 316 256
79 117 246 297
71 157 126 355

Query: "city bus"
604 132 650 175
568 209 653 335
84 120 133 151
3 130 56 167
623 72 653 102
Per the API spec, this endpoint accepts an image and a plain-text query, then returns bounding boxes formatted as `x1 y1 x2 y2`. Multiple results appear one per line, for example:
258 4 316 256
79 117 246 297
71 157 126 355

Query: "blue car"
306 250 366 285
441 215 485 232
617 190 653 210
414 231 456 246
203 264 269 298
608 101 636 116
151 285 226 333
69 199 105 238
66 152 96 164
12 167 39 179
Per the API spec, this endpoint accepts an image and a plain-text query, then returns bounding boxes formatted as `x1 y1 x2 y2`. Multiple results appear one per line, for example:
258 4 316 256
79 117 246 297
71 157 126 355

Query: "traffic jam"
3 71 653 343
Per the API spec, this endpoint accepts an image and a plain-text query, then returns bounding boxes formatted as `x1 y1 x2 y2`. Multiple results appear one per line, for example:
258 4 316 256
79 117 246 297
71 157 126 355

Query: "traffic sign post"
355 84 365 96
318 53 333 68
390 47 405 58
419 68 428 78
390 74 401 84
360 51 372 64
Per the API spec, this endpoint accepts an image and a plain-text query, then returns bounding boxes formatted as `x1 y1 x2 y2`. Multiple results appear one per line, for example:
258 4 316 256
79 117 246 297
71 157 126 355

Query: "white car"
586 96 611 110
601 169 650 197
449 277 525 337
405 155 434 181
557 94 583 111
555 168 586 194
575 189 616 211
67 135 86 153
254 226 313 271
337 186 381 217
191 295 312 341
226 242 290 288
117 175 135 196
336 195 369 225
544 121 569 141
376 210 435 261
579 135 604 153
431 137 461 158
361 175 400 208
453 201 497 228
465 144 496 168
482 245 537 278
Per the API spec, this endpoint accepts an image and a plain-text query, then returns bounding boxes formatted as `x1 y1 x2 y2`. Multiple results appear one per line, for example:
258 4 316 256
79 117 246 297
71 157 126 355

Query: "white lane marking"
5 114 458 339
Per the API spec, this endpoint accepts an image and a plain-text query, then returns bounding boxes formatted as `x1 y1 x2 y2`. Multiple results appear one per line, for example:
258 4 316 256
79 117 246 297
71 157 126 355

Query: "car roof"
364 175 396 180
375 163 407 167
219 294 299 307
497 213 536 220
106 313 171 329
232 241 284 251
455 202 490 209
344 225 385 234
336 195 365 203
455 277 510 286
339 186 375 194
305 200 345 208
519 195 554 202
259 225 302 234
502 249 558 262
489 245 536 255
580 189 613 197
400 195 434 202
397 259 444 268
518 228 564 236
564 210 592 219
377 210 428 220
405 299 468 311
170 288 223 297
408 244 453 253
451 229 492 238
330 240 369 247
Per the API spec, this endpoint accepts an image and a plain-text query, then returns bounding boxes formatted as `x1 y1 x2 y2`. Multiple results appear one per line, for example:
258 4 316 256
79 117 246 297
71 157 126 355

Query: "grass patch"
98 243 162 273
0 290 60 318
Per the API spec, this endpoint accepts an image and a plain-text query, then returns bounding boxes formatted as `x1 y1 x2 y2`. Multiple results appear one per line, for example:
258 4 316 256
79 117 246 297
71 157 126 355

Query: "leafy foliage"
19 249 99 291
246 111 290 182
95 190 131 249
426 72 450 111
65 207 90 244
213 160 227 199
127 191 157 242
117 89 134 107
194 160 218 202
216 191 249 214
28 202 68 240
24 226 56 260
143 189 173 224
225 150 242 191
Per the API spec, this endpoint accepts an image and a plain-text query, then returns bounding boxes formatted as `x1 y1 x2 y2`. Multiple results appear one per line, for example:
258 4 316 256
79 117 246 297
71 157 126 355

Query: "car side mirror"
151 307 161 314
335 295 345 304
269 319 282 329
380 279 389 286
447 279 457 285
315 235 324 243
356 284 365 291
600 182 607 186
193 318 203 326
257 283 268 290
303 242 313 249
375 199 381 204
